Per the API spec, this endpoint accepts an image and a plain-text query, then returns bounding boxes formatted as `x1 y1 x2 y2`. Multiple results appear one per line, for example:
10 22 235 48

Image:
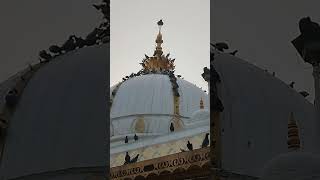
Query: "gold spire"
154 20 164 57
287 112 301 151
140 20 175 73
200 97 204 109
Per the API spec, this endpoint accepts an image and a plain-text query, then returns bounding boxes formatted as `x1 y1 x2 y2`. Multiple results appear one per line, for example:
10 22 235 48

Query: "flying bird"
134 134 138 141
124 152 130 164
187 141 193 151
125 136 128 143
130 154 139 163
201 133 210 148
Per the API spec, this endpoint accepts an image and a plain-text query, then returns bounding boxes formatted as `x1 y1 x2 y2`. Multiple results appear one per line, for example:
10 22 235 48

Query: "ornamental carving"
110 147 210 179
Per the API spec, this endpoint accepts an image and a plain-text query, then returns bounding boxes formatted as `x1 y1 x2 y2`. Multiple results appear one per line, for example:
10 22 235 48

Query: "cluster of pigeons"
121 70 145 83
211 42 238 56
287 81 310 98
168 72 180 97
39 0 110 62
123 133 209 164
124 134 139 144
123 134 139 164
181 133 210 152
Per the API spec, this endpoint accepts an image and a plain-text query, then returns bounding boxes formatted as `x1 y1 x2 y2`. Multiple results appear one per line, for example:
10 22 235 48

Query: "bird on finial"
157 19 164 26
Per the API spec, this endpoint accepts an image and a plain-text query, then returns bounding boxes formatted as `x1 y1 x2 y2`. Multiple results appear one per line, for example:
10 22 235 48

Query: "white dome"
110 73 209 137
190 109 210 122
110 74 209 118
261 152 320 180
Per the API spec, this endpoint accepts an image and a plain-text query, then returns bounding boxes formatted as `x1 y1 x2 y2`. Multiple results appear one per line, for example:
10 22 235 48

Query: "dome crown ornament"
140 20 176 73
287 112 301 151
200 97 204 109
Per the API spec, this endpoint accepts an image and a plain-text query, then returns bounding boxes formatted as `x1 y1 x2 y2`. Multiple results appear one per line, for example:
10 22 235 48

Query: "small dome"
260 151 320 180
190 109 209 122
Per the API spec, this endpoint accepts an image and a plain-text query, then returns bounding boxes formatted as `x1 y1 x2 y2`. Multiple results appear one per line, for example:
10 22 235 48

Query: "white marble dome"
110 73 209 138
260 151 320 180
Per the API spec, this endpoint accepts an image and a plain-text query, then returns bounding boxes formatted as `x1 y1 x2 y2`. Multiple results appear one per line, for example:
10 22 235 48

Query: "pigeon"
130 154 139 163
213 42 229 52
74 36 86 48
39 50 52 60
299 91 310 97
124 152 130 164
93 4 102 10
201 133 210 148
187 141 193 151
134 134 138 141
49 45 62 54
289 82 295 88
125 136 128 143
229 50 238 56
157 19 164 26
170 123 174 132
61 36 76 52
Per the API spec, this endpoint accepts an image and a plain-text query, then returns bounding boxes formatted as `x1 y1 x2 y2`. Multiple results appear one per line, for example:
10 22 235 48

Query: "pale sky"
1 0 318 102
110 0 210 91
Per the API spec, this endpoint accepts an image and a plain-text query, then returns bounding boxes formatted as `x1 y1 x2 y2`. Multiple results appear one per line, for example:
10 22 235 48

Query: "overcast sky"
110 0 210 91
1 0 319 102
212 0 320 102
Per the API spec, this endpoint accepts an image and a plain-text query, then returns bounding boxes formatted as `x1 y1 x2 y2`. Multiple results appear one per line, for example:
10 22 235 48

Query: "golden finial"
140 20 175 73
200 97 204 109
287 112 301 151
155 19 164 57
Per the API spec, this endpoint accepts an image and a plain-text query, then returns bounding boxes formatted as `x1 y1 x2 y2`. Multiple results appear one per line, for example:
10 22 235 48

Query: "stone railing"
110 147 210 180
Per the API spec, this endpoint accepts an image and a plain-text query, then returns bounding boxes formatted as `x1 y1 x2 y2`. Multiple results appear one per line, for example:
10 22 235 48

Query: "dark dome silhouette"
0 44 109 180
